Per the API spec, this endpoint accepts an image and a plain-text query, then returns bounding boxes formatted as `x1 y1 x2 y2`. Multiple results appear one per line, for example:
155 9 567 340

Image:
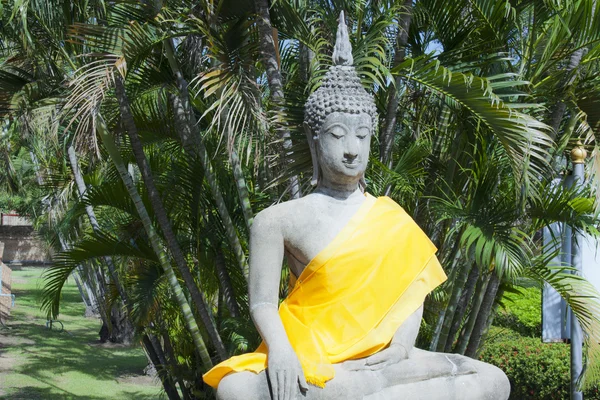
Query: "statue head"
303 11 378 188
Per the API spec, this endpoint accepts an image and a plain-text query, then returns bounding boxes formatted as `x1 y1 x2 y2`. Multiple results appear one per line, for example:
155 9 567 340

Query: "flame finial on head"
303 10 378 139
332 11 353 66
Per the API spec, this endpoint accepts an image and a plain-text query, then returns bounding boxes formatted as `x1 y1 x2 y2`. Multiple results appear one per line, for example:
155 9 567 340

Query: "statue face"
316 112 372 184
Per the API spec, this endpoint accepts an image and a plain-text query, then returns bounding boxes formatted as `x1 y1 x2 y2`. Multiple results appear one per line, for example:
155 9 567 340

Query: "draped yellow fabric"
202 194 447 389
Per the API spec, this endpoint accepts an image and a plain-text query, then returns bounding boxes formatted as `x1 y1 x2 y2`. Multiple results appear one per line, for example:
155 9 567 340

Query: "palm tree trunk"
67 146 128 298
166 44 249 279
455 272 490 354
428 235 461 351
29 150 104 315
217 289 225 327
214 247 240 317
68 145 135 340
476 286 505 358
65 149 110 292
465 273 500 357
380 0 413 166
71 268 92 309
162 331 193 400
33 146 120 343
444 264 479 353
70 167 130 295
58 218 107 318
254 0 301 198
142 334 182 400
113 77 227 361
96 114 214 370
434 261 474 352
230 148 254 230
299 42 314 83
548 48 585 139
77 264 101 315
31 147 111 324
179 28 255 231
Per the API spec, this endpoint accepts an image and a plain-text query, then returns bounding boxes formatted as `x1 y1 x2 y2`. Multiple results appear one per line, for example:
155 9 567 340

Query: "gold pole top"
571 140 587 164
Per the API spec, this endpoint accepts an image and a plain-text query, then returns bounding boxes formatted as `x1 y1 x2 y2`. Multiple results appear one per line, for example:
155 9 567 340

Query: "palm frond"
393 56 554 195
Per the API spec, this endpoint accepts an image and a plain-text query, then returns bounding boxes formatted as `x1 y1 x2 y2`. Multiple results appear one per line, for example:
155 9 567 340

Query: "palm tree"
95 113 214 369
113 75 227 359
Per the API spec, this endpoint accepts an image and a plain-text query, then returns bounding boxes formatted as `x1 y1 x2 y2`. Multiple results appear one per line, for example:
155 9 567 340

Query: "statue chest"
283 200 365 277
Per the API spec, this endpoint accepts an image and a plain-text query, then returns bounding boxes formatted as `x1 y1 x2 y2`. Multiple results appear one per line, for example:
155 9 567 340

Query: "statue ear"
303 122 320 186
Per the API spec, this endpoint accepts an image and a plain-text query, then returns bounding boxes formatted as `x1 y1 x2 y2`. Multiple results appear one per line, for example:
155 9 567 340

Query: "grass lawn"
0 266 163 399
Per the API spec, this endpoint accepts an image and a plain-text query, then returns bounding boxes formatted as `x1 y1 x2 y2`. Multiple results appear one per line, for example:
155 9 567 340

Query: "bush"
494 287 542 337
480 328 600 399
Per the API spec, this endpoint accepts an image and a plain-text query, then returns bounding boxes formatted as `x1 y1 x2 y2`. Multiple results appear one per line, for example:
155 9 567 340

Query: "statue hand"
267 345 309 400
343 344 409 372
364 344 409 370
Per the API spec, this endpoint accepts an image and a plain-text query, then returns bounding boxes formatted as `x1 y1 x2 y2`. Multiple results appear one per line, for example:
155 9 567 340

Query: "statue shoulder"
252 197 309 235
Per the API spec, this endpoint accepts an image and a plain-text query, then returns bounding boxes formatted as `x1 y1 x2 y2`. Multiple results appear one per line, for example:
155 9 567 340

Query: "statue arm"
390 304 423 355
248 209 309 399
248 210 288 350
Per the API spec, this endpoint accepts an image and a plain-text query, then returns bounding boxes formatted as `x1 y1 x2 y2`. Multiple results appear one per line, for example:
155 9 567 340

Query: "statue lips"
342 160 360 169
342 154 361 170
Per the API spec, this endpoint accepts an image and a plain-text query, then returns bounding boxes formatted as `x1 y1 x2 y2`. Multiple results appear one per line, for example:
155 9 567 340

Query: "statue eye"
328 127 346 139
356 128 370 139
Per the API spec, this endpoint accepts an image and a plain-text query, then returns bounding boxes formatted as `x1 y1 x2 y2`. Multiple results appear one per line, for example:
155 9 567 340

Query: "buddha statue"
204 12 510 400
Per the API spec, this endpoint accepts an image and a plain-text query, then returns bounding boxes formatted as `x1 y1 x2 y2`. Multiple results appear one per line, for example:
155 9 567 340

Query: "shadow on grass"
7 322 146 381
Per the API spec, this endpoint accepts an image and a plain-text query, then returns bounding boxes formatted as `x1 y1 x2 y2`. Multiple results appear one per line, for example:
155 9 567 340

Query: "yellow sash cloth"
203 194 447 389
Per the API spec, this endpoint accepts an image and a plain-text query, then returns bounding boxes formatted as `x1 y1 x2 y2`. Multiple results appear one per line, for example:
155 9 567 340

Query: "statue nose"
344 152 358 162
345 140 360 160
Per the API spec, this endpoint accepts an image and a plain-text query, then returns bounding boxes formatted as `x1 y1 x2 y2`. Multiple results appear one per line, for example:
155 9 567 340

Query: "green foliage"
494 287 542 337
0 192 26 213
481 328 600 400
0 186 45 217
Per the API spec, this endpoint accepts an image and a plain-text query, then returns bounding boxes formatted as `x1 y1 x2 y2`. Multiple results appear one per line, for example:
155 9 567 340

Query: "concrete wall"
0 226 51 264
0 263 12 321
1 213 31 226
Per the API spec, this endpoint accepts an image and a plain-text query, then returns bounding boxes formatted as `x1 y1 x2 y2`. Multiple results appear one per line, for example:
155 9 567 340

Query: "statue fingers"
364 350 390 366
284 370 293 400
282 370 287 400
367 360 391 371
278 370 285 400
298 370 309 394
342 359 367 371
268 369 278 400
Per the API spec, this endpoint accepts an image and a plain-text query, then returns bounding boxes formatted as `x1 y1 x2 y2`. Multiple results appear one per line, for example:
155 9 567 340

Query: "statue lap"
216 348 510 400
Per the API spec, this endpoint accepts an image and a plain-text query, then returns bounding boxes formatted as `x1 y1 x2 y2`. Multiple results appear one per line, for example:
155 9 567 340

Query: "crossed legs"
216 349 510 400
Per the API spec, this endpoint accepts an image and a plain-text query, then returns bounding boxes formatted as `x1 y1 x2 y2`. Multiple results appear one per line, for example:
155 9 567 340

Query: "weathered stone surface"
0 226 51 264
